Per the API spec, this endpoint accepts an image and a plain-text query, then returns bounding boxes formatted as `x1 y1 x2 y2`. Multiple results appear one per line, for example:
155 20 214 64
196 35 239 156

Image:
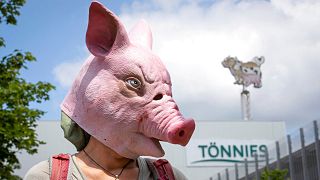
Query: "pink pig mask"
61 1 195 159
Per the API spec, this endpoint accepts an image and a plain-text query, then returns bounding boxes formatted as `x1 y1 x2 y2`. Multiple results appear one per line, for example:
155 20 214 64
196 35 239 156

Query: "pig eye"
125 77 141 89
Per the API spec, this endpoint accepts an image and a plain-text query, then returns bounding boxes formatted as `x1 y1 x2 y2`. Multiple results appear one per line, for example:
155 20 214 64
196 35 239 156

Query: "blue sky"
2 0 320 132
1 0 135 119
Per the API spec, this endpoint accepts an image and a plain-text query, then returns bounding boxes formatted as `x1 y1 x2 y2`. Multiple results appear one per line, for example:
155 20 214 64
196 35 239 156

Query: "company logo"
186 139 273 166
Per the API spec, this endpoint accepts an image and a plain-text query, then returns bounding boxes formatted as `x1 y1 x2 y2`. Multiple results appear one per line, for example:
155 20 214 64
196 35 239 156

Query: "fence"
209 120 320 180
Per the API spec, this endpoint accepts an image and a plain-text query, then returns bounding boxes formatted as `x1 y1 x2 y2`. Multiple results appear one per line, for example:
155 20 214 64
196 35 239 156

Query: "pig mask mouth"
151 138 164 153
60 1 196 159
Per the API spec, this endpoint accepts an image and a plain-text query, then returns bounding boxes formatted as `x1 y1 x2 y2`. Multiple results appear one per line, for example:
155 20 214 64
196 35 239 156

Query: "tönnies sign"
186 139 274 167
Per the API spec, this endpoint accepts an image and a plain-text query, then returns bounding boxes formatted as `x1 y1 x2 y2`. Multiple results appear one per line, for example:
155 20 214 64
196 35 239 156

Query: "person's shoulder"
172 166 188 180
24 160 50 180
142 158 188 180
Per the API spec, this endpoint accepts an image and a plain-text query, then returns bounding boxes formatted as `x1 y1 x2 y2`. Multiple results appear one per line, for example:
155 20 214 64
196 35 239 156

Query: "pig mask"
61 1 195 159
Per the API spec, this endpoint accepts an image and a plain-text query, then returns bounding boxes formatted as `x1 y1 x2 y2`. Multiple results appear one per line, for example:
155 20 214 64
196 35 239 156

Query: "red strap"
50 153 70 180
153 159 176 180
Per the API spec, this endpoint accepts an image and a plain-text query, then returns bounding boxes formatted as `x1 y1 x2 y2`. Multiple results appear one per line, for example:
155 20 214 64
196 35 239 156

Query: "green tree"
0 0 55 179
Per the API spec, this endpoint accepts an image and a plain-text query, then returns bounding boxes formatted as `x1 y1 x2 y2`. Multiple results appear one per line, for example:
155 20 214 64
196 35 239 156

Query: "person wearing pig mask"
24 1 195 180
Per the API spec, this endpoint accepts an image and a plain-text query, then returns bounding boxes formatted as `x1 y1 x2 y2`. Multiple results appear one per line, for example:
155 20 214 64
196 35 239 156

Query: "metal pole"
254 153 260 180
276 141 281 169
245 158 249 180
314 120 320 179
265 149 270 180
241 89 251 121
287 135 295 180
265 148 269 169
300 128 309 180
217 173 221 180
235 163 239 180
225 168 229 180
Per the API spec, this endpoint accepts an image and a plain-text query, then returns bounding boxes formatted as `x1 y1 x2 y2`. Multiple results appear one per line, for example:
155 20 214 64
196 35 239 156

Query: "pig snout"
139 96 195 146
166 117 195 146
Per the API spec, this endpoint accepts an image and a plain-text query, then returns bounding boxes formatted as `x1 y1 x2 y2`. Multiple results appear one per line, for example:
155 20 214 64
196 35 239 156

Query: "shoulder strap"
50 153 71 180
153 159 176 180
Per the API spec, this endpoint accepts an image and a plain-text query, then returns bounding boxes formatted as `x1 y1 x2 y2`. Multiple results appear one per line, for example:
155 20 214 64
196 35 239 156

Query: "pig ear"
129 19 153 50
86 1 130 57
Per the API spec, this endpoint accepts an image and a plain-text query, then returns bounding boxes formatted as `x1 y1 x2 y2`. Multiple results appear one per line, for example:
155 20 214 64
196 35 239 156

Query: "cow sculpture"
222 56 265 88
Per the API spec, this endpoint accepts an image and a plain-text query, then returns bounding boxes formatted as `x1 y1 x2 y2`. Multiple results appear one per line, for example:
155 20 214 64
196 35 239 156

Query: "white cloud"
52 59 84 88
52 46 90 88
53 0 320 130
